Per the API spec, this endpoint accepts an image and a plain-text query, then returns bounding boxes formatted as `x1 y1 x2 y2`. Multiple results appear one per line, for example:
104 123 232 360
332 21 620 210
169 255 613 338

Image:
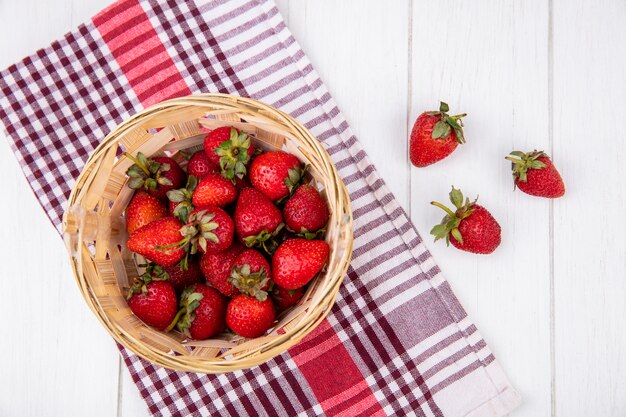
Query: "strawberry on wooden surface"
127 217 186 267
200 243 244 297
249 151 303 201
126 152 186 200
430 187 501 254
125 190 168 234
166 175 198 223
176 284 227 340
127 279 178 331
192 173 238 208
272 238 329 289
283 184 329 238
203 127 255 181
229 249 272 301
506 150 565 198
226 294 276 338
234 187 283 252
410 101 467 167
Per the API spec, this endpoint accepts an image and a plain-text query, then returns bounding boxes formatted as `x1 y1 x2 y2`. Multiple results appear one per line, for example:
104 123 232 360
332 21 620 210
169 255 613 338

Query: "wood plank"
0 1 122 416
0 140 120 416
552 0 626 415
410 2 552 416
279 0 411 209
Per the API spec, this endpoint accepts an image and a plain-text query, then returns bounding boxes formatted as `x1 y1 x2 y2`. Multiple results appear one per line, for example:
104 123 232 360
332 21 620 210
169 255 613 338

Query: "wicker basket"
62 94 353 373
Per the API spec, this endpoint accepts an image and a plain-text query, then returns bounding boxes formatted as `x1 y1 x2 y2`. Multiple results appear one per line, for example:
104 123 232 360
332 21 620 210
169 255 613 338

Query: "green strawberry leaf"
431 120 451 139
449 187 464 209
451 228 463 244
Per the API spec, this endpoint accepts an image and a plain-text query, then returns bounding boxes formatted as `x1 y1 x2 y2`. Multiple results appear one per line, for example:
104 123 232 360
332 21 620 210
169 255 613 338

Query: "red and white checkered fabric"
0 0 521 415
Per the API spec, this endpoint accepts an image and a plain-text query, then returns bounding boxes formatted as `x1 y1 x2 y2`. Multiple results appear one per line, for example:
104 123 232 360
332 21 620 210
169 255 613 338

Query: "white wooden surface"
0 1 624 416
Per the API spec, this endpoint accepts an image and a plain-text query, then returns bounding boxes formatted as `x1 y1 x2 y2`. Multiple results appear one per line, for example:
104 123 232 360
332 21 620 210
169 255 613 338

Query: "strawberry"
283 184 329 238
200 243 244 297
127 217 186 267
142 260 204 293
272 238 329 289
226 294 276 338
249 151 303 201
203 127 255 180
127 278 178 331
192 173 238 208
409 101 467 167
125 190 168 234
187 151 218 179
179 206 234 255
229 249 272 301
271 285 304 312
176 284 227 340
430 187 501 254
233 187 283 252
506 150 565 198
126 152 186 200
166 175 198 223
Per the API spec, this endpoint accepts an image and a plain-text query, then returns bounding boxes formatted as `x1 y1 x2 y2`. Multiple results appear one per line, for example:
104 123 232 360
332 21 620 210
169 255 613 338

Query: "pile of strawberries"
123 127 330 340
410 101 566 254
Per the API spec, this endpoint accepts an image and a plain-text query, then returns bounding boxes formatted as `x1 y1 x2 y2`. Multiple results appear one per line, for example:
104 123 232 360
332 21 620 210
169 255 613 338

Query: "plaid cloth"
0 0 522 415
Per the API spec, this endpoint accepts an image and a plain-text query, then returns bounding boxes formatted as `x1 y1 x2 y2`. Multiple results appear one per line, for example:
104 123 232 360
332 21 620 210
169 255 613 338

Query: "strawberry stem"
504 156 524 164
430 201 456 217
124 152 150 175
164 307 186 332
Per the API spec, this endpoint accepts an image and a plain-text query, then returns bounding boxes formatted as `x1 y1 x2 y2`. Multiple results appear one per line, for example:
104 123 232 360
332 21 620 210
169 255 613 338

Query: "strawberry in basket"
250 151 304 201
204 127 256 181
126 152 186 200
176 284 228 340
127 274 178 331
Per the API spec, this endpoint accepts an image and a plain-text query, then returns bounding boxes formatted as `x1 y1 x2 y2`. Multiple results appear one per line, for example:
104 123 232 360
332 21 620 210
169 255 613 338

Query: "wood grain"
552 0 626 415
0 0 624 416
410 2 552 415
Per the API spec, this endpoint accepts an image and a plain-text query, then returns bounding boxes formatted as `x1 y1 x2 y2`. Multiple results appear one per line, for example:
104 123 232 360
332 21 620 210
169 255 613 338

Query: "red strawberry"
127 217 186 267
127 279 178 331
126 190 168 234
180 206 234 254
506 150 565 198
229 249 272 301
272 239 329 290
187 151 218 179
126 152 186 199
166 175 198 223
200 243 244 297
249 151 303 201
233 188 283 252
271 285 304 312
409 102 467 167
226 295 276 338
430 187 501 254
140 261 203 293
283 184 329 238
192 173 238 208
176 284 227 340
203 127 255 180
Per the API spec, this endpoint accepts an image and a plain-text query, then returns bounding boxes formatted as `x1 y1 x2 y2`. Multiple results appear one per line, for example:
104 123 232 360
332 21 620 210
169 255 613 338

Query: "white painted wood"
409 2 552 416
0 1 123 417
1 0 625 416
278 0 411 209
552 1 626 415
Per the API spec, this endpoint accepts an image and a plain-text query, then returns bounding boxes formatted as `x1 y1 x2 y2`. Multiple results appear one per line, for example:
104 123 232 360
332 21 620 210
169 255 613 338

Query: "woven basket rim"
63 93 353 373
